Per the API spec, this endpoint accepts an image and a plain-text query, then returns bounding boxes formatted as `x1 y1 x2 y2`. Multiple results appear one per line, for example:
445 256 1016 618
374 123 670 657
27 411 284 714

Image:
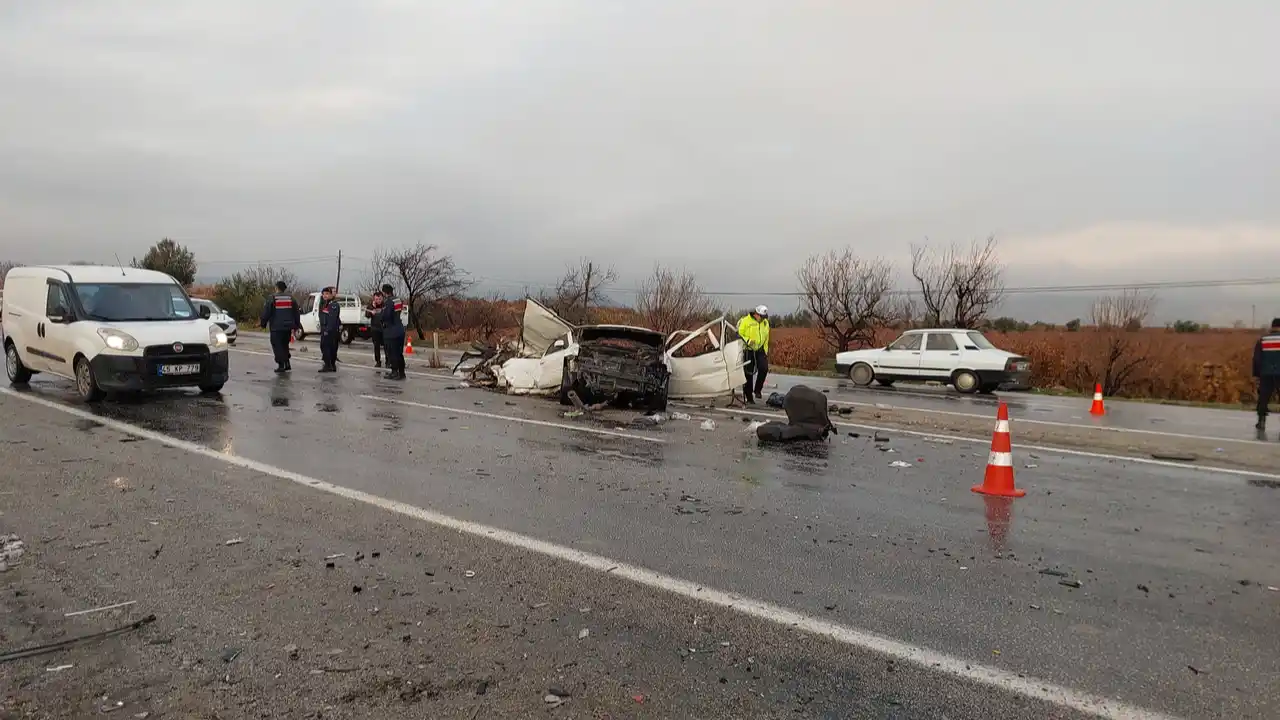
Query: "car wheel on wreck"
558 358 573 406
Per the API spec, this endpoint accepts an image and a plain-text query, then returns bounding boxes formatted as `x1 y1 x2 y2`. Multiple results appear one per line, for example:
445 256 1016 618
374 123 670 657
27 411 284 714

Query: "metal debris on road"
700 419 717 431
671 412 692 421
1058 580 1083 589
65 600 137 618
0 534 24 572
1037 568 1068 577
464 570 476 578
889 461 913 468
223 538 245 546
324 553 346 560
45 664 74 672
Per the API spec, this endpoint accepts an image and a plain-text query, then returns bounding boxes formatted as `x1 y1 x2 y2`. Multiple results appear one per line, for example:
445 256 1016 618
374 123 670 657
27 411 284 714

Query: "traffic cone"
972 402 1025 498
404 338 414 355
1089 384 1106 416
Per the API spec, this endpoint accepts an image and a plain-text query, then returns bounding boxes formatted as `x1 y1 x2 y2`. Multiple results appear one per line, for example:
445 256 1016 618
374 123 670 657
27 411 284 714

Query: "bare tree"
370 243 472 339
796 249 894 352
909 236 1005 328
1084 290 1157 396
635 264 718 335
539 258 617 324
0 260 18 288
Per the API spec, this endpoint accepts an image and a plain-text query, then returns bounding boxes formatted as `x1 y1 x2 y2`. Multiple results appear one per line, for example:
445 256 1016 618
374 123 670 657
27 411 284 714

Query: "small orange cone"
1089 383 1106 416
404 338 414 355
972 402 1025 498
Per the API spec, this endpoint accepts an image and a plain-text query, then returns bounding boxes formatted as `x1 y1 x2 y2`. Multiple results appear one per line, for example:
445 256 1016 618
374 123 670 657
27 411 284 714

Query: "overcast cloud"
2 0 1277 323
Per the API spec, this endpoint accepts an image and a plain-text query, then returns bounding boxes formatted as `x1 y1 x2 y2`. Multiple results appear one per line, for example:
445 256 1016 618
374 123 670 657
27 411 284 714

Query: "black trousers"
743 348 768 398
384 334 406 373
1260 376 1279 418
371 331 385 365
269 330 292 366
320 332 339 368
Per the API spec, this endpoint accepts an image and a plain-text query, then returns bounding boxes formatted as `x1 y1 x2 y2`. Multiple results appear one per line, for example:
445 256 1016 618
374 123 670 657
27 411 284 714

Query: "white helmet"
754 305 769 317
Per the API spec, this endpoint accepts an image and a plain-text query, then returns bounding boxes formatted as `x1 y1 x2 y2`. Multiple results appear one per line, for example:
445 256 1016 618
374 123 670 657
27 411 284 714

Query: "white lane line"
687 404 1280 483
796 397 1258 446
361 394 665 444
231 347 455 383
0 387 1179 720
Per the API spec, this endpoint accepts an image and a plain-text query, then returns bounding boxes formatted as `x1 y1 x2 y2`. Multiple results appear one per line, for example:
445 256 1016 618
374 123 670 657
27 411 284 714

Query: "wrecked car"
562 325 670 411
493 298 745 406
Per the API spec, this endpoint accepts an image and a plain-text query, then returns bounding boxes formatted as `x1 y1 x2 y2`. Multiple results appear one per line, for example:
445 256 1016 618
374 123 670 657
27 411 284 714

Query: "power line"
200 255 336 266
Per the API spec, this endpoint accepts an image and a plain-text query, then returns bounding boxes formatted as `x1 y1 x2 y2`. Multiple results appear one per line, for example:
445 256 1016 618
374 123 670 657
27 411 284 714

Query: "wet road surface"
241 332 1269 446
7 343 1279 718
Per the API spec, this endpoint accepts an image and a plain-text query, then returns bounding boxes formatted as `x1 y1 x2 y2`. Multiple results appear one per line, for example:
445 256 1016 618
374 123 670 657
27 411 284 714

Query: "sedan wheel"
849 363 874 387
953 370 979 394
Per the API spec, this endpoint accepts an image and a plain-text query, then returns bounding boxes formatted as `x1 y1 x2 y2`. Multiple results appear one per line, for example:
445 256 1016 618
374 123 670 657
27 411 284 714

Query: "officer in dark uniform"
318 286 342 373
259 281 301 373
1253 317 1280 431
364 291 386 368
379 283 407 380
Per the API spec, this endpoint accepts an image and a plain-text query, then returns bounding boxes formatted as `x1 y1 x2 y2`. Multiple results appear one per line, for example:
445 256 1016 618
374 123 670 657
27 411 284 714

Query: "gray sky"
2 0 1277 323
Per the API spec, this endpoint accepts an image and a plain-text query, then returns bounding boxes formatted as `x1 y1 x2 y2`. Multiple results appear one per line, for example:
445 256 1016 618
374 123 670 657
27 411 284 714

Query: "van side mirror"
199 305 212 319
48 306 71 323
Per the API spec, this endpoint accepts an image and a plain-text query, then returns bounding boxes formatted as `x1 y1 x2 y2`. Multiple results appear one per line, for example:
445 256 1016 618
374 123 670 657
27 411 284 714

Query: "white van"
2 265 231 401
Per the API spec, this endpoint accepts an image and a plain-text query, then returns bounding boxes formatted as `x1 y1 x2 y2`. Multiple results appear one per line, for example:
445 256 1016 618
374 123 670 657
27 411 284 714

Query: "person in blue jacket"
378 283 407 380
318 286 342 373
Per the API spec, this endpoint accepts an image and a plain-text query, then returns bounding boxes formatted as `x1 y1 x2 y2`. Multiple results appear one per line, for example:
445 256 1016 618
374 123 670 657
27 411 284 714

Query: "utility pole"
1253 304 1257 328
335 250 342 292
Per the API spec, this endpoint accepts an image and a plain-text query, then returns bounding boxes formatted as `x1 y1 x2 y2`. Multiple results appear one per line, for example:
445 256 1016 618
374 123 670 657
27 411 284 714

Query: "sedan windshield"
966 331 997 350
75 283 196 322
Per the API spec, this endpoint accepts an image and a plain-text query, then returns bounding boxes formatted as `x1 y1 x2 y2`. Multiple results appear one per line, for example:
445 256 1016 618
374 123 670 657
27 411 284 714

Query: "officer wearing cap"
318 286 342 372
737 305 771 404
1253 317 1280 432
259 281 301 373
378 283 407 380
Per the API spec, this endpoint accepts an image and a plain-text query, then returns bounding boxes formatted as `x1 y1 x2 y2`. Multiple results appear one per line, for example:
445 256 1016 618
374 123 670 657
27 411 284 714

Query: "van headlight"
97 328 139 352
210 325 229 348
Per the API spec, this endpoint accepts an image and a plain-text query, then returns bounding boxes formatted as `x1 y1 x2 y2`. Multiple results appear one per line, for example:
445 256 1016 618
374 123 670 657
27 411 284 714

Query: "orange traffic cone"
972 402 1025 498
404 338 414 355
1089 384 1105 416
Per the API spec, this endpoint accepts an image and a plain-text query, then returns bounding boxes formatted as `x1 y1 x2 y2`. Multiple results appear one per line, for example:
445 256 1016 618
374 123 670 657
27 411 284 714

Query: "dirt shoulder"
0 397 1072 720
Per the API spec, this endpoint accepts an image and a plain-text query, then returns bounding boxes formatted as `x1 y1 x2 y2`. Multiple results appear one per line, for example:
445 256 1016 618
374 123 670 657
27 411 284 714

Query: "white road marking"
687 404 1280 483
232 347 455 382
0 386 1179 720
361 394 665 444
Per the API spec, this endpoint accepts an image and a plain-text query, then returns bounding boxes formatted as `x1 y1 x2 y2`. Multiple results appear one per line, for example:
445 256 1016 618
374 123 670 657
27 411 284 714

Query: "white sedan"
834 328 1031 394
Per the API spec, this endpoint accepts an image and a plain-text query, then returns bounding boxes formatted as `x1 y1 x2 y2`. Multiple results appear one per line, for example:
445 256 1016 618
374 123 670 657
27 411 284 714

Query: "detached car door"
666 317 744 400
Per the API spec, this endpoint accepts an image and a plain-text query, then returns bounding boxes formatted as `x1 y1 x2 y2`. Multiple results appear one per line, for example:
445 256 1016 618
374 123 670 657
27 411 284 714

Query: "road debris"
0 534 24 572
0 614 157 664
65 600 137 618
1037 568 1068 577
464 570 476 578
1058 580 1083 589
324 553 346 560
700 419 717 431
578 628 590 640
672 412 692 421
873 432 890 443
889 461 913 468
72 539 109 550
744 421 767 433
45 664 74 672
223 538 245 546
283 644 300 660
221 647 243 663
1137 584 1150 593
1151 452 1198 462
766 392 785 408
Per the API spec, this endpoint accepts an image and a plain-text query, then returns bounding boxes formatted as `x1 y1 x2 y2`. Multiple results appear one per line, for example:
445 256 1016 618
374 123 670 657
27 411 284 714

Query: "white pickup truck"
293 292 409 345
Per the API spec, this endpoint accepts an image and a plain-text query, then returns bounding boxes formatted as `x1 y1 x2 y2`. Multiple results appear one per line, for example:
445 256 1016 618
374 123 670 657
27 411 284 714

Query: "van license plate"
1013 362 1029 371
159 363 200 376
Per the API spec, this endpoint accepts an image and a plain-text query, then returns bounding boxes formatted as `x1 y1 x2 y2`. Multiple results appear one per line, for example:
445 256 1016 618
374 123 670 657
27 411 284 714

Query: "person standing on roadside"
365 291 386 368
318 286 342 373
1253 317 1280 431
259 280 301 373
737 305 771 404
379 283 407 380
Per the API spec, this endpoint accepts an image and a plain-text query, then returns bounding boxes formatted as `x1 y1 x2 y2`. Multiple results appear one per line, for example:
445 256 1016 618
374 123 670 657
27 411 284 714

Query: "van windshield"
75 283 196 322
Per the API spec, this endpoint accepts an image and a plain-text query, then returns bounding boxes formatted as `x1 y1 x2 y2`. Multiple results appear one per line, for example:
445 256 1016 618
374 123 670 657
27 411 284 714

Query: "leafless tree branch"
539 258 617 324
796 249 894 352
370 243 472 338
909 236 1005 328
636 265 718 336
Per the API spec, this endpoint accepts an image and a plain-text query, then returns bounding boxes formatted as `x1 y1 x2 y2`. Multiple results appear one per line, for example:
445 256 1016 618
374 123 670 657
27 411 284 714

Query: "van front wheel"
74 356 104 402
5 343 32 384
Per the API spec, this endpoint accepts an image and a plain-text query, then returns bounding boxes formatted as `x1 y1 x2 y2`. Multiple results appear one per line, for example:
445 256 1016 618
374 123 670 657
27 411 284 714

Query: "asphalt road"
4 342 1279 718
240 332 1268 445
